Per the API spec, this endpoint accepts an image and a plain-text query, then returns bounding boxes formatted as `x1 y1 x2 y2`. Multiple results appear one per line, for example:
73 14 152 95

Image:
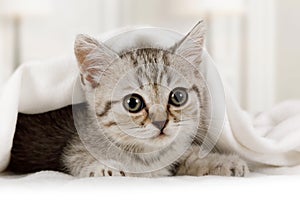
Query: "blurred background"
0 0 299 113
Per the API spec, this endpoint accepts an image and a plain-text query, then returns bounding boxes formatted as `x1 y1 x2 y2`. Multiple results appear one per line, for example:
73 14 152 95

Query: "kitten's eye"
169 87 188 107
123 93 145 113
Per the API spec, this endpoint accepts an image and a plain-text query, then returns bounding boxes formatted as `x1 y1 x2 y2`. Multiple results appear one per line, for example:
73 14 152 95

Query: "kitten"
8 21 249 177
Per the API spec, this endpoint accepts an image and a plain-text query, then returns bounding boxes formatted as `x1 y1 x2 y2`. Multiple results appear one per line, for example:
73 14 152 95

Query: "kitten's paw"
81 163 126 177
206 154 249 177
88 167 126 177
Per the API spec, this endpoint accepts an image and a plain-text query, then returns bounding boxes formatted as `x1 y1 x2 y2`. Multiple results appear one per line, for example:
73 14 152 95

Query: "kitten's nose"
152 120 166 131
149 104 167 131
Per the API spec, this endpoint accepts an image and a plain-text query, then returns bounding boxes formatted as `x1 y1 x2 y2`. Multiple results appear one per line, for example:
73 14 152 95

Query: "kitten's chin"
144 131 178 149
145 127 196 151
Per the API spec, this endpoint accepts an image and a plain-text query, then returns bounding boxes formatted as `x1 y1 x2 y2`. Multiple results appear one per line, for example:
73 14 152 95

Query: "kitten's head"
74 21 209 154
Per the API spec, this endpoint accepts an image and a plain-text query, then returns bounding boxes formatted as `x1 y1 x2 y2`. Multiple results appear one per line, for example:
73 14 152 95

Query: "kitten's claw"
81 163 126 177
89 169 125 177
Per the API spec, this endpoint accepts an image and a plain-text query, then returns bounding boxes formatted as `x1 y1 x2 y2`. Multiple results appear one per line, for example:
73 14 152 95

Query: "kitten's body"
8 22 249 177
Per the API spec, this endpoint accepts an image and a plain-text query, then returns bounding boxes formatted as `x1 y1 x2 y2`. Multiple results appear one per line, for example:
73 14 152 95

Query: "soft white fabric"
1 171 299 200
0 27 300 175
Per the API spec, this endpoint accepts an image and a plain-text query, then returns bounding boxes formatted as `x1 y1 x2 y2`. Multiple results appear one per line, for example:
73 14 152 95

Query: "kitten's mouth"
158 131 166 138
150 131 169 140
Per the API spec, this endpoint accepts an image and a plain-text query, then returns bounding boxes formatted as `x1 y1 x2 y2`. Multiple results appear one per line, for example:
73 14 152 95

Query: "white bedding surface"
0 171 299 200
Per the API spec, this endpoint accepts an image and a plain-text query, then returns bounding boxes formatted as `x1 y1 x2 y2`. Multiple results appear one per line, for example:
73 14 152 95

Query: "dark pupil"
128 97 139 109
174 91 184 103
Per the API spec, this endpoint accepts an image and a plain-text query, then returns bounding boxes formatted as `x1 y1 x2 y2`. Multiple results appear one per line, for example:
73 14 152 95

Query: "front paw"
80 163 126 177
204 154 249 177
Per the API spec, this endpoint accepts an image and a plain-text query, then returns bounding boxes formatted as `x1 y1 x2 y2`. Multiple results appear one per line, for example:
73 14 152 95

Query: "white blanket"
1 171 299 200
0 27 300 175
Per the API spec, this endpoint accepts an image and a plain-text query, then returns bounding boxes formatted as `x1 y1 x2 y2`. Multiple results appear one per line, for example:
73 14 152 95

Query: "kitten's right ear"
171 21 205 67
74 34 119 88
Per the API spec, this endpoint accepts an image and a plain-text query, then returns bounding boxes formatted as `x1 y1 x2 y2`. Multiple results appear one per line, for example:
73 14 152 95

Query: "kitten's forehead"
120 48 171 67
119 48 191 87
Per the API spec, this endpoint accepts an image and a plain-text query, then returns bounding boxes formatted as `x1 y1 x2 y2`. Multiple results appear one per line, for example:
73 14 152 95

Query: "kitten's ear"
171 21 205 67
74 34 119 88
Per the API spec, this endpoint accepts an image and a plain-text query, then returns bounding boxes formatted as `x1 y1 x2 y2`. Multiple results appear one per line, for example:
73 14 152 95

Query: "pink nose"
152 120 166 130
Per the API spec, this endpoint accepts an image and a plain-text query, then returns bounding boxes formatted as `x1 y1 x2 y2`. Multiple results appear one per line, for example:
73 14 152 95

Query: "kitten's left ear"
171 21 205 67
74 34 119 88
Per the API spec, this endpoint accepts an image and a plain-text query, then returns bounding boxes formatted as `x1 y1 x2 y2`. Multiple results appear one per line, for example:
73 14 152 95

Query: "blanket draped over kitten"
8 21 249 177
